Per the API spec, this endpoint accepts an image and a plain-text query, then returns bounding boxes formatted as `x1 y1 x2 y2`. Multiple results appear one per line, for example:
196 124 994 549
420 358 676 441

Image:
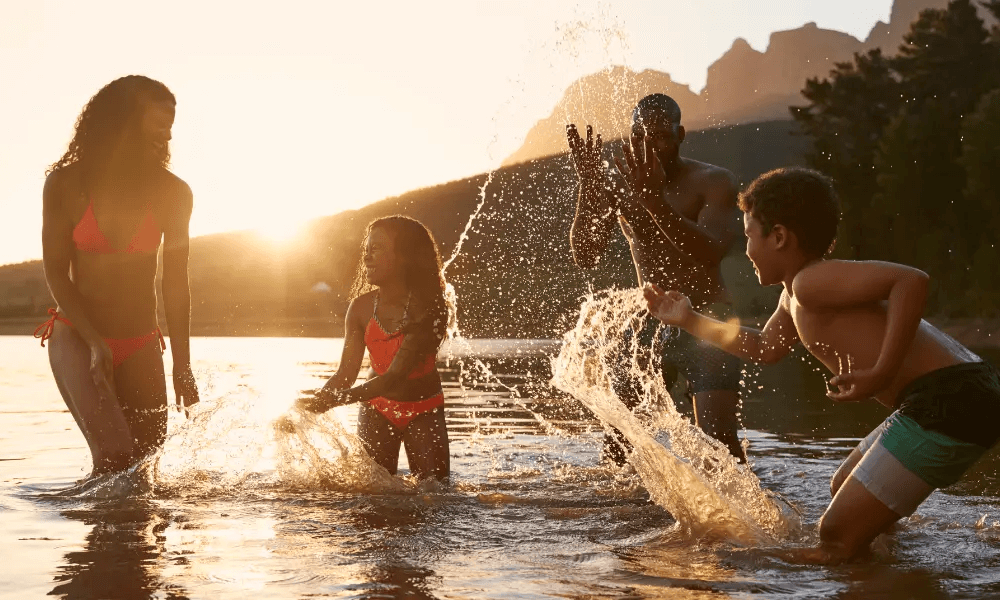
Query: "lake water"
2 330 999 599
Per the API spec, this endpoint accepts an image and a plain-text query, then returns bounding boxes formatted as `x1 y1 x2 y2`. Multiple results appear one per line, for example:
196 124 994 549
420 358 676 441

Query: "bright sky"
0 0 893 266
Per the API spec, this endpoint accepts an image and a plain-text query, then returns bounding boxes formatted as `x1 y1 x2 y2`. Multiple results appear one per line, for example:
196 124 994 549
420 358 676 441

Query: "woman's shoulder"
44 163 82 195
147 170 193 224
43 165 84 215
155 170 192 205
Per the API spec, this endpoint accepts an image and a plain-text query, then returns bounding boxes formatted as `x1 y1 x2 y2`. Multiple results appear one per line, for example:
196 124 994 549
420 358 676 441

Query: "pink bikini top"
72 197 161 254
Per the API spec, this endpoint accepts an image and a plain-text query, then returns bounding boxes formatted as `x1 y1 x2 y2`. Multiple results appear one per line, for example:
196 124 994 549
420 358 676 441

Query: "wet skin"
645 212 982 563
567 109 746 461
42 99 198 475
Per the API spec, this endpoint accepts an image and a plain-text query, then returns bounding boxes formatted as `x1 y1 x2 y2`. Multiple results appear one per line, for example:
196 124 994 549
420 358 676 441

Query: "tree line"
792 0 1000 316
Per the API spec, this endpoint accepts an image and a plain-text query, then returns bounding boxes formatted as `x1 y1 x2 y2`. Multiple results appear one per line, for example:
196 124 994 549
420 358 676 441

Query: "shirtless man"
567 93 745 463
644 167 1000 563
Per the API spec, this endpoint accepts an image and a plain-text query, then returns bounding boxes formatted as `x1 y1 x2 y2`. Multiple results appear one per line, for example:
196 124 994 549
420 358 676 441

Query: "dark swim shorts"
620 307 742 396
895 360 1000 450
852 361 1000 506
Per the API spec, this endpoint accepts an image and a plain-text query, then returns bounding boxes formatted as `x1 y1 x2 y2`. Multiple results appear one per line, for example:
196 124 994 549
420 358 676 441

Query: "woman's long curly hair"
47 75 176 185
350 216 455 355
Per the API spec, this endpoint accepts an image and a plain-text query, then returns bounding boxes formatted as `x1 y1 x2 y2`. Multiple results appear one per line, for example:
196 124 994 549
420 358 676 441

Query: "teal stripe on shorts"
880 413 988 489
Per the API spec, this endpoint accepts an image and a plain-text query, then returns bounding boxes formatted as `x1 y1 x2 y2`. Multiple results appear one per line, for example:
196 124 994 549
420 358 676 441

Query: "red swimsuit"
364 314 444 430
35 196 166 366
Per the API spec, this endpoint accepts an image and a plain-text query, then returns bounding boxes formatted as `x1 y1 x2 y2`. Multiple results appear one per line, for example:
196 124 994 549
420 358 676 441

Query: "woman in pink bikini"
299 216 452 481
37 75 199 476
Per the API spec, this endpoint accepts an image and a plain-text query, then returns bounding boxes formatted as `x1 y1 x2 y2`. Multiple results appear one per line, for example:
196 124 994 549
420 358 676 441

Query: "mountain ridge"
503 0 954 166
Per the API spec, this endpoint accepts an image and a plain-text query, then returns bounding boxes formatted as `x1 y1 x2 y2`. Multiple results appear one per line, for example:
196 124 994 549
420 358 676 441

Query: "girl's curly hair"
351 216 455 356
47 75 176 181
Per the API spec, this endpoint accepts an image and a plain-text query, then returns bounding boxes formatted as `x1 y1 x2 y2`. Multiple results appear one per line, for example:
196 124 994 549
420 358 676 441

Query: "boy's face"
744 212 780 286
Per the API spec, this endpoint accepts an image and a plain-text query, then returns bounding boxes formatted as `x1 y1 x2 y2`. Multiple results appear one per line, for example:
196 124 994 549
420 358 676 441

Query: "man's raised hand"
566 124 605 183
615 135 666 205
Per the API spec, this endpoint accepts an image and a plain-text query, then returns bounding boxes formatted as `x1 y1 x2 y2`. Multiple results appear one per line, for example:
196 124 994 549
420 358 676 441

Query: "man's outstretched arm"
567 124 619 269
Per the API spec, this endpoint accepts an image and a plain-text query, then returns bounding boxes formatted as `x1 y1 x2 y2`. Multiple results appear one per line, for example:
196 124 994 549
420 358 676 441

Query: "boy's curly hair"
739 167 840 258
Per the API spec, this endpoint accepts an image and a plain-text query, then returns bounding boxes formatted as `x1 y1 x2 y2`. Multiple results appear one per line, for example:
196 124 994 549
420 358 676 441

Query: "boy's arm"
792 260 929 401
644 284 798 364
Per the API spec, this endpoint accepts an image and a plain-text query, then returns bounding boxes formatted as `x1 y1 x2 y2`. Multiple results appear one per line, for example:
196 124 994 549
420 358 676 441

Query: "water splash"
550 288 801 545
147 389 417 497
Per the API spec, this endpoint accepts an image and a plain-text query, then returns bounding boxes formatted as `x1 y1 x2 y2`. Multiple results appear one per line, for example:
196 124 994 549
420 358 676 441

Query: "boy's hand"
827 368 889 402
643 283 692 327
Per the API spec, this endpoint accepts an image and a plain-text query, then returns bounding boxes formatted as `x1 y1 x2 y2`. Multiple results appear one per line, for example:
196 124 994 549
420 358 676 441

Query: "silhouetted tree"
794 0 1000 315
791 50 901 260
959 88 1000 314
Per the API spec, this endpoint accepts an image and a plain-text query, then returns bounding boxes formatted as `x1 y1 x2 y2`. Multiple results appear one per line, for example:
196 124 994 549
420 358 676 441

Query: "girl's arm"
337 305 443 404
644 283 799 364
300 297 369 412
304 301 444 411
793 260 929 401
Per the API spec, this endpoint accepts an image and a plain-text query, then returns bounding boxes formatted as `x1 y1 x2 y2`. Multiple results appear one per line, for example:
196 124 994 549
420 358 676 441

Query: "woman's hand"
643 283 693 327
173 363 200 415
88 338 117 405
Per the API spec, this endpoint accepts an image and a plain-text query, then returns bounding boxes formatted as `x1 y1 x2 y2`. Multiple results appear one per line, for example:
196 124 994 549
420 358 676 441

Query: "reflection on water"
1 335 999 599
51 501 188 600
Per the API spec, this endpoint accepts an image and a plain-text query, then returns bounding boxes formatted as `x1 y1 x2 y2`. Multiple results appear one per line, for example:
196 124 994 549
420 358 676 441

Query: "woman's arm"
161 180 199 409
41 172 116 402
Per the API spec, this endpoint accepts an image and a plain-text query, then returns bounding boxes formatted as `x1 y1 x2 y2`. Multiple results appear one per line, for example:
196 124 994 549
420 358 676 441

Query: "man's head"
739 167 840 285
631 94 684 165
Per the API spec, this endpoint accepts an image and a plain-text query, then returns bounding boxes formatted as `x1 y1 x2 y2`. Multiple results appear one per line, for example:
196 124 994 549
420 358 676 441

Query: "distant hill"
0 121 808 338
503 0 954 166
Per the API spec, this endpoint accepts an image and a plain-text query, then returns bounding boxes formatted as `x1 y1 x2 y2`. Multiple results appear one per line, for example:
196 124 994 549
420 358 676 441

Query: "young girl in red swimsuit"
37 76 199 476
299 216 453 481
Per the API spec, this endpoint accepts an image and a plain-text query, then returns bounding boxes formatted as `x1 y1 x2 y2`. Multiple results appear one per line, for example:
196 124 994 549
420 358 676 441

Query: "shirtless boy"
567 93 746 463
643 166 1000 563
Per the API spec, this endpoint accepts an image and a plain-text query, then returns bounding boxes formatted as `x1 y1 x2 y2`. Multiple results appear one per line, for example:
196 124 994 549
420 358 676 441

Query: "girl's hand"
827 368 889 402
643 283 692 327
88 338 116 405
297 387 348 413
